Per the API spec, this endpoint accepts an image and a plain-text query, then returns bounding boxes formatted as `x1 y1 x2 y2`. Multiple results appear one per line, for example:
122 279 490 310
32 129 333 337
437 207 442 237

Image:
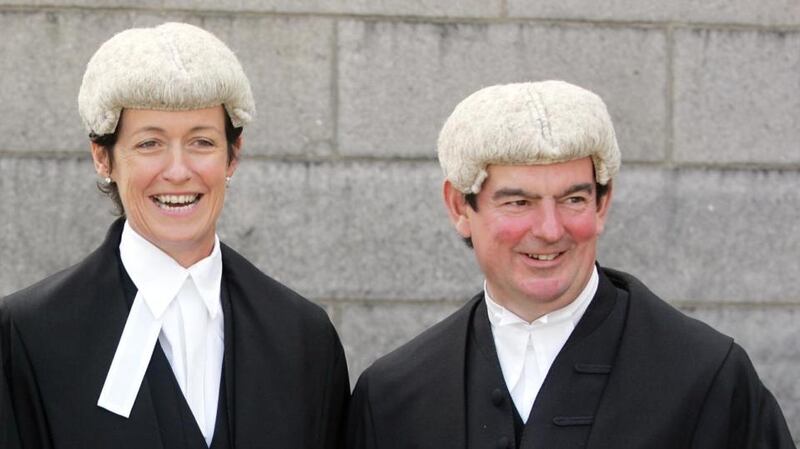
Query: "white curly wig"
78 22 255 136
437 81 620 194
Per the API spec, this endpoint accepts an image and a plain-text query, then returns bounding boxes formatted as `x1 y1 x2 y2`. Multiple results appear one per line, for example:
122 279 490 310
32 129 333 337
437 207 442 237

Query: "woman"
0 22 348 448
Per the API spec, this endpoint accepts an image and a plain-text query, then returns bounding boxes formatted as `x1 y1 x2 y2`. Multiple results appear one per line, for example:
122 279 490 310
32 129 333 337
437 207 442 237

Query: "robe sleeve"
346 372 379 449
690 343 796 448
0 304 53 449
1 330 23 449
319 325 351 449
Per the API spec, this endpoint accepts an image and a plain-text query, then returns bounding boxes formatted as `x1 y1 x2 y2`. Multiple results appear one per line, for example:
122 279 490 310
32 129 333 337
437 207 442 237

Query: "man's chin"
519 285 569 305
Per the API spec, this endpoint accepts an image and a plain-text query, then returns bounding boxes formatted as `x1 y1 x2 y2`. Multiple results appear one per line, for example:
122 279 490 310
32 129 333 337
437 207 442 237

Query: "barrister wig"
437 81 621 194
78 22 255 136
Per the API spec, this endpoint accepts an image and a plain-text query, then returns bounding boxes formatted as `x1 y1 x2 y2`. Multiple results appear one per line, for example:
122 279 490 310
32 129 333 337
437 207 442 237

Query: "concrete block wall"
1 1 798 440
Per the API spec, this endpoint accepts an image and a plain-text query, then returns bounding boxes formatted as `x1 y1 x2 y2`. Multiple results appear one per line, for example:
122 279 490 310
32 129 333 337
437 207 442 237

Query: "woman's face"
91 106 240 267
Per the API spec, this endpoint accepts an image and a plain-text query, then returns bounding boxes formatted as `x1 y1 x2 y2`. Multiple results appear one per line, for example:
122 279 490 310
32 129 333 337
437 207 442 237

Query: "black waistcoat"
121 256 233 449
466 272 628 449
466 299 521 449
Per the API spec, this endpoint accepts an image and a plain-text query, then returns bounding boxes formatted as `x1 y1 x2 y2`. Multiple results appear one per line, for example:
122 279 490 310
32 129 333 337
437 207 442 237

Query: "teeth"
527 253 558 261
153 194 199 206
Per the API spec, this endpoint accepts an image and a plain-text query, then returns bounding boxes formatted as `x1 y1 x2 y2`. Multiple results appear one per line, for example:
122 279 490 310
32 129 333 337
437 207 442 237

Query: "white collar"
485 266 597 328
485 266 598 392
97 221 222 418
119 221 222 320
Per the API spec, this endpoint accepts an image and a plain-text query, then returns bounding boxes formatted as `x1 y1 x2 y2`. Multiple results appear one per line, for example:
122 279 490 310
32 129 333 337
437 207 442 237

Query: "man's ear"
90 142 111 178
595 180 613 235
443 180 473 239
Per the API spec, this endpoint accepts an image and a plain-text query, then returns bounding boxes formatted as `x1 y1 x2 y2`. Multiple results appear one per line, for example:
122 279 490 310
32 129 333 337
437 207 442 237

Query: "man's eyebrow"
491 183 594 201
491 188 537 201
562 183 594 196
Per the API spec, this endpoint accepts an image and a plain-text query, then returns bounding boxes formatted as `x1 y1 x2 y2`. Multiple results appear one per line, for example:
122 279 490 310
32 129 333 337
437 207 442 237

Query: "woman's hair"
92 110 243 216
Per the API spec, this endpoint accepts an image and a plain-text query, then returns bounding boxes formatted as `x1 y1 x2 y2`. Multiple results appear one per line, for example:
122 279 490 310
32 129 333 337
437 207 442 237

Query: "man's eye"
566 196 587 204
506 200 528 207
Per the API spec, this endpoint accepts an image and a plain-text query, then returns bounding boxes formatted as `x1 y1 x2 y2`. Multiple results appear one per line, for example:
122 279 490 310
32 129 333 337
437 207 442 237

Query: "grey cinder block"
0 10 201 153
161 0 501 17
600 166 800 303
673 28 800 165
337 20 667 162
0 1 161 6
336 300 463 384
218 159 482 301
507 0 800 26
0 156 114 296
0 11 335 157
0 11 120 153
201 15 336 157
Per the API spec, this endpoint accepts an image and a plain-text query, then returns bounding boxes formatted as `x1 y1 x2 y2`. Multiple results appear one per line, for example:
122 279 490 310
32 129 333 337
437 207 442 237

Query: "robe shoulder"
358 294 479 388
220 241 337 336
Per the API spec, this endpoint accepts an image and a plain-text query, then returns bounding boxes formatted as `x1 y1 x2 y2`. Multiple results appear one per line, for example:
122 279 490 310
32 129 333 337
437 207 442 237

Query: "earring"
225 176 231 188
103 176 112 185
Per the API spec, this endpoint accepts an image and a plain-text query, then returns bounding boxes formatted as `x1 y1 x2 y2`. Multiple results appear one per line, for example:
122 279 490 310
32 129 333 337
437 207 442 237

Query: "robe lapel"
221 247 317 446
222 256 277 445
426 325 468 448
71 219 164 447
414 296 477 448
220 278 236 446
519 270 629 449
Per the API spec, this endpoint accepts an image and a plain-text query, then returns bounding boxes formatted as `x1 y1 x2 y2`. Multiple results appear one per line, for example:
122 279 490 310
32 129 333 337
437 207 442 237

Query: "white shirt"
97 221 224 446
485 266 598 422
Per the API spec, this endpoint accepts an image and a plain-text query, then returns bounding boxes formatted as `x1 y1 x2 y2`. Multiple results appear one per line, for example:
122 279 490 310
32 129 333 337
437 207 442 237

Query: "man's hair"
92 110 243 216
460 181 610 248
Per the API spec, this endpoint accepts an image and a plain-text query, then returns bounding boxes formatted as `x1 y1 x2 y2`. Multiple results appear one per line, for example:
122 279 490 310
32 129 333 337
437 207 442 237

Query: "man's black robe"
347 267 795 448
1 219 349 448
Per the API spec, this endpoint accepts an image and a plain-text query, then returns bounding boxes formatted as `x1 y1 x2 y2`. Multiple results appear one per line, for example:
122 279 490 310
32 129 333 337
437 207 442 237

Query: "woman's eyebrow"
188 125 223 134
131 126 165 134
130 125 223 135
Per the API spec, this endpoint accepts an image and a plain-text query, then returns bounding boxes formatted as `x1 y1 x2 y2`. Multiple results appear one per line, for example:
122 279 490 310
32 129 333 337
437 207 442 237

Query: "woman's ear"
90 142 111 178
226 135 242 177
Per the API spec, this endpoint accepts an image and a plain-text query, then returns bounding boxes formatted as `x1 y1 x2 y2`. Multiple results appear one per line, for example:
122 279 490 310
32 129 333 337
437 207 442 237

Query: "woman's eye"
193 139 217 149
135 140 159 149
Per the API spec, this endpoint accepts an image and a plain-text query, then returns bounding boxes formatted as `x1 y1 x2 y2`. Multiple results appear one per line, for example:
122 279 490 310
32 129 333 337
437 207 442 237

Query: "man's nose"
530 201 565 243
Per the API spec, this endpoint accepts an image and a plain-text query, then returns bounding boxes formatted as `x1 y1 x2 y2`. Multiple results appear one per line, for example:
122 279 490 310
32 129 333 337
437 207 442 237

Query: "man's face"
444 157 612 321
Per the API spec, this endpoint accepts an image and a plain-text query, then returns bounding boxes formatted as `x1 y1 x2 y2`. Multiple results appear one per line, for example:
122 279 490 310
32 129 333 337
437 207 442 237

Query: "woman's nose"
161 146 192 183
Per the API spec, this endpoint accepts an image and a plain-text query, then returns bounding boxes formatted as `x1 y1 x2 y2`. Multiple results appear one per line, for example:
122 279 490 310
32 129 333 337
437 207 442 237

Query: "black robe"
1 219 349 448
346 267 795 448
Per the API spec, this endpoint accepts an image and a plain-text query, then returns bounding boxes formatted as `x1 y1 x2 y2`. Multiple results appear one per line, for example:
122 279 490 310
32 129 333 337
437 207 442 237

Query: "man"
346 81 795 448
